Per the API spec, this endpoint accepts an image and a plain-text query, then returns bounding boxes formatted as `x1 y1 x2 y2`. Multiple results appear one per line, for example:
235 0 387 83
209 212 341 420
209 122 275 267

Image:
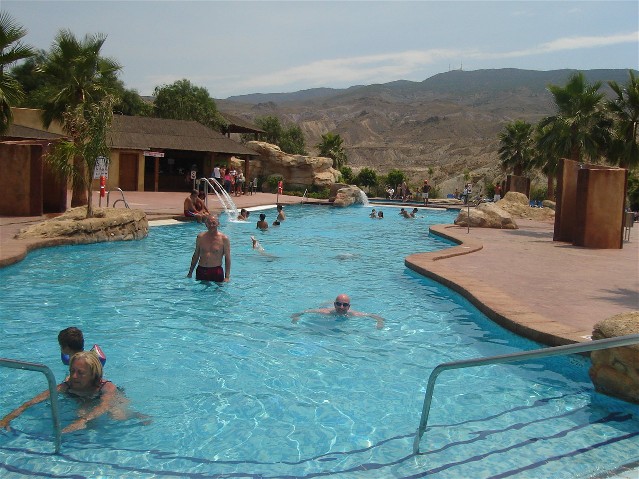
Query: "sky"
3 1 638 99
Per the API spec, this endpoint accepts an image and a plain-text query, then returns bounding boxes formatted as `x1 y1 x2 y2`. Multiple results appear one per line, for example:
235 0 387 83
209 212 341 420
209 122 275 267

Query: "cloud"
218 31 637 95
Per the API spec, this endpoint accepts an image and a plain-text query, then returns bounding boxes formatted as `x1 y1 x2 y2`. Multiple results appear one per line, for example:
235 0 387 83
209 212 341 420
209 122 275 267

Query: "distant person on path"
213 165 221 184
256 213 269 230
494 184 502 202
463 183 472 205
187 214 231 283
291 294 385 329
184 190 206 222
422 180 431 206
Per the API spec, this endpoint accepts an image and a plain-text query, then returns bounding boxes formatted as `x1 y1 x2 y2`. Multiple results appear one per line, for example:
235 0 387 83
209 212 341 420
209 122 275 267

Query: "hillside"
217 68 635 195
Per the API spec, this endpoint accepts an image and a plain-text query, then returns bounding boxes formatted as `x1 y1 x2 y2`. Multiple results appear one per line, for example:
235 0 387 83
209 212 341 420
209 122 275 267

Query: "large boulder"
246 141 340 189
495 191 555 221
589 311 639 404
332 185 367 207
454 202 518 229
16 207 148 243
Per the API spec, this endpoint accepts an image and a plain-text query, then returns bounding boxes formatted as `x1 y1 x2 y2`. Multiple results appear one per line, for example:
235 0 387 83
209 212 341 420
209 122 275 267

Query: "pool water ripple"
1 205 638 478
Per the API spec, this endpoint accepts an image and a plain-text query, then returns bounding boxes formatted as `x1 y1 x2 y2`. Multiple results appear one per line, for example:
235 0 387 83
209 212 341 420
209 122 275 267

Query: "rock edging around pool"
405 224 584 348
9 207 148 264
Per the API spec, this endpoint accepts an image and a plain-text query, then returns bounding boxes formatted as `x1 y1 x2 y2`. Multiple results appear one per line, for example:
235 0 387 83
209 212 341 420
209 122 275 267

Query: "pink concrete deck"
1 191 637 346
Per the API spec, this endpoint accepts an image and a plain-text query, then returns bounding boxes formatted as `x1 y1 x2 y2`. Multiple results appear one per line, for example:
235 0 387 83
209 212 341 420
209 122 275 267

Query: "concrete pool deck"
1 191 637 347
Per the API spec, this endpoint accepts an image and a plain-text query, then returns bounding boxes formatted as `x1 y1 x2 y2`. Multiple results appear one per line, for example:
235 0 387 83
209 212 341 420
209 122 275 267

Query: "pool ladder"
413 333 639 453
106 188 130 208
0 358 61 453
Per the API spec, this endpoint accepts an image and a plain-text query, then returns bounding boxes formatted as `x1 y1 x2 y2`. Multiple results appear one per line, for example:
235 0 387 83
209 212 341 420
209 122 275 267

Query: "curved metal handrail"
0 358 62 453
413 334 639 453
106 188 130 209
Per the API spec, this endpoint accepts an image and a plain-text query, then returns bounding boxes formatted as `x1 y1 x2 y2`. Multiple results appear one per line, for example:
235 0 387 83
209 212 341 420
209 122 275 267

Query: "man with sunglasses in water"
291 294 384 329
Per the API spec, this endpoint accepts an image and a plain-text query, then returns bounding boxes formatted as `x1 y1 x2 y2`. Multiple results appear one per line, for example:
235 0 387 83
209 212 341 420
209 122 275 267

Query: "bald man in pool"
187 214 231 282
291 294 384 329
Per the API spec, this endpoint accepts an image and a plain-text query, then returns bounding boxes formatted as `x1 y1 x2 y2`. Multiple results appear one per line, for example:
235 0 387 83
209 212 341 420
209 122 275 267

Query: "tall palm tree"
40 29 121 206
317 132 348 169
498 120 534 176
607 70 639 170
539 72 610 163
0 11 34 135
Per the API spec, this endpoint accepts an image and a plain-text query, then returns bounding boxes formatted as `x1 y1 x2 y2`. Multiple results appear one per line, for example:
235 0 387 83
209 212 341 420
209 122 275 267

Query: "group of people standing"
211 165 245 196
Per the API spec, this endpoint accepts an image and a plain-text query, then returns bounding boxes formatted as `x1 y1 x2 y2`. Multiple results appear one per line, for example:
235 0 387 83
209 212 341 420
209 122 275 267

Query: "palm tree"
0 11 34 135
316 132 348 169
498 120 534 176
607 70 639 170
40 29 121 207
539 72 610 163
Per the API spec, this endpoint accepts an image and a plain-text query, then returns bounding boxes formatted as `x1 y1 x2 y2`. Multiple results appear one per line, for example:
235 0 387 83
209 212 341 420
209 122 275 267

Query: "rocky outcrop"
454 202 518 229
496 192 555 221
16 207 148 243
245 141 340 189
589 311 639 404
332 185 367 207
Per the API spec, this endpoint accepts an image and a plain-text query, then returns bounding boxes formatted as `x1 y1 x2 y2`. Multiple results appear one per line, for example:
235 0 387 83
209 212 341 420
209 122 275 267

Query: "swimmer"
369 208 377 218
410 208 419 218
0 351 139 433
237 208 250 221
256 213 268 230
399 208 411 218
377 210 384 219
291 293 384 329
251 235 265 252
276 204 286 222
187 214 231 282
58 327 106 366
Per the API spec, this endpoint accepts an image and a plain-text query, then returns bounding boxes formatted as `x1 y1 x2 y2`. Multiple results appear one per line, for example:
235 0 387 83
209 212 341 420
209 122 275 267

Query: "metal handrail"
413 334 639 453
107 188 130 209
0 358 62 454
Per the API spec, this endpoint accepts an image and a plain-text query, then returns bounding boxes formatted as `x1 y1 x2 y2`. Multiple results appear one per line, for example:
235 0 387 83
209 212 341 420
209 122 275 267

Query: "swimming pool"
0 204 637 478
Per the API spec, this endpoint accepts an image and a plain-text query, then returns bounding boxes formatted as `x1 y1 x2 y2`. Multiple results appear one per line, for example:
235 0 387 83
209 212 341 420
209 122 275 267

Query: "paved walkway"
1 191 637 346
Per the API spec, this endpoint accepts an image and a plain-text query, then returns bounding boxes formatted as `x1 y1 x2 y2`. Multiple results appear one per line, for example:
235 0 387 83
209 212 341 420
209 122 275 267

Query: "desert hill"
217 68 635 195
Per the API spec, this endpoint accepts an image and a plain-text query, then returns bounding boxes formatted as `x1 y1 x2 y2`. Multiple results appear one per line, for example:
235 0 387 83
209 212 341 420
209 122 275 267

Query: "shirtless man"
187 215 231 282
291 293 384 329
276 204 286 222
184 190 205 222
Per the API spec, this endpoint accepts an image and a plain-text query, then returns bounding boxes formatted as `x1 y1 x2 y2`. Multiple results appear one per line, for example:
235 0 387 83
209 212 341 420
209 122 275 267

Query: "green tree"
607 70 639 170
539 72 610 163
498 120 534 176
114 86 153 116
316 132 348 169
339 165 354 184
254 115 283 144
45 96 114 218
39 29 121 207
386 169 406 189
280 124 307 154
0 11 34 134
355 167 378 191
8 48 46 108
153 79 222 130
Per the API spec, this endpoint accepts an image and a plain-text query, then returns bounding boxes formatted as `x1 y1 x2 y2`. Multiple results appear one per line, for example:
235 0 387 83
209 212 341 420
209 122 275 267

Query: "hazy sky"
4 1 638 99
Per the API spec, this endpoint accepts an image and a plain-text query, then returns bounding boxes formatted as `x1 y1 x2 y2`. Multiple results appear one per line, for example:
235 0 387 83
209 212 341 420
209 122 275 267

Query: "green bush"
628 171 639 211
529 185 547 202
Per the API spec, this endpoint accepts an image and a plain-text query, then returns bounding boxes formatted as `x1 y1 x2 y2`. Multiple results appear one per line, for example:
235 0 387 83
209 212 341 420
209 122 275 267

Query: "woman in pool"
0 351 127 433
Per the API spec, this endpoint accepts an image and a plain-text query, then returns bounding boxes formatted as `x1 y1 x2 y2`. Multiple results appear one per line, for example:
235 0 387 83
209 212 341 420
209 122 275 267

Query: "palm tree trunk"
70 156 87 207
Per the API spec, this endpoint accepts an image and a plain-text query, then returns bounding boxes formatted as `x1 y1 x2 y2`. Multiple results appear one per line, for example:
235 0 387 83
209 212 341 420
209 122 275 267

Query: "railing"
0 358 62 454
106 188 130 209
302 189 308 203
413 334 639 454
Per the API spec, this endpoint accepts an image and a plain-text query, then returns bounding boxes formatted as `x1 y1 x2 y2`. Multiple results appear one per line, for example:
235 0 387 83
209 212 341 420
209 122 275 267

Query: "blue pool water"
0 204 637 478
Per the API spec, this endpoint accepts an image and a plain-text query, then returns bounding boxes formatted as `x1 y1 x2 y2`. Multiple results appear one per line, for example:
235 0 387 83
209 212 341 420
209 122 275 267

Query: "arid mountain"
217 68 635 194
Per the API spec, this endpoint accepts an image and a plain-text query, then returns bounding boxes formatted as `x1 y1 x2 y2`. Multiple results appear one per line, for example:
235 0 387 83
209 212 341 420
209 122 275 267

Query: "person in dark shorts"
187 215 231 283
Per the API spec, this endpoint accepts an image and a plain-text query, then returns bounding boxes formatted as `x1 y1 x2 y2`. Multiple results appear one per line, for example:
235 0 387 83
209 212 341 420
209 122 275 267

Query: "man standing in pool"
291 294 384 329
187 214 231 282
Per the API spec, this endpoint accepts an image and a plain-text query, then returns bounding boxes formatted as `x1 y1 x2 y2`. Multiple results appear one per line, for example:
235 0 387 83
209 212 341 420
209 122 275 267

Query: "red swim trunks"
184 210 197 217
196 265 224 282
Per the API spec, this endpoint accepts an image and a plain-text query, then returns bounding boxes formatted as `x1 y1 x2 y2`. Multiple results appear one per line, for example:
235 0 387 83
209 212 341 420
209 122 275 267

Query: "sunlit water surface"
0 204 637 478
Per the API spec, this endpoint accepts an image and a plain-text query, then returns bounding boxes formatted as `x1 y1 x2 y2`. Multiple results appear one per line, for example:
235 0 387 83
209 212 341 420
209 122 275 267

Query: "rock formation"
496 192 555 221
331 184 367 207
16 207 148 243
245 141 340 189
454 202 518 229
589 311 639 404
